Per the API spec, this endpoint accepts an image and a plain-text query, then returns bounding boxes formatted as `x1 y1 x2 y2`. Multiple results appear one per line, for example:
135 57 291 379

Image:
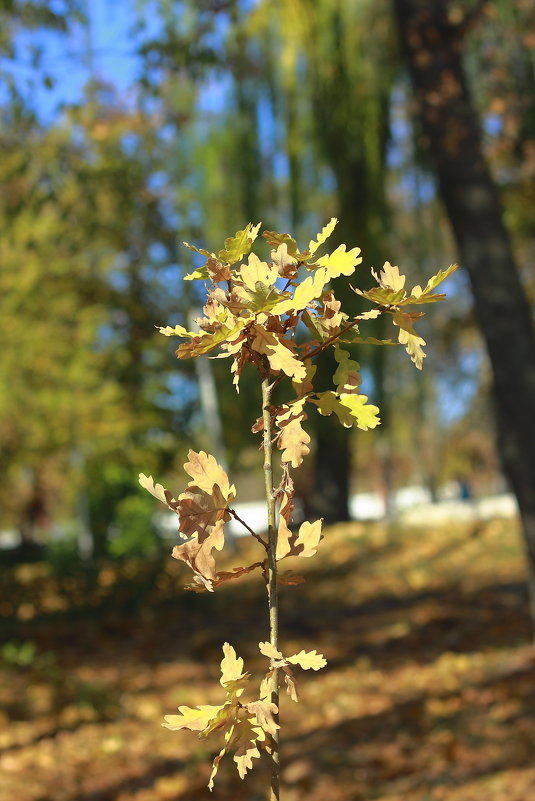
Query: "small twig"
228 508 268 550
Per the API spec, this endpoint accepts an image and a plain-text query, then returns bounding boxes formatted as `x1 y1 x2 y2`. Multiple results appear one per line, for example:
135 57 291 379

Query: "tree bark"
393 0 535 624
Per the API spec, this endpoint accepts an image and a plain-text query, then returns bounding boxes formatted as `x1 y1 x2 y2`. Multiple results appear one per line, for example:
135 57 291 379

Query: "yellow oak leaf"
230 718 265 780
393 310 427 369
286 649 327 671
308 217 338 256
316 243 362 278
217 222 261 265
220 643 246 688
138 473 179 511
407 263 458 303
258 641 284 661
271 267 328 315
283 666 299 702
158 324 196 337
311 391 380 431
275 401 311 468
163 704 225 733
292 519 323 558
374 261 406 292
272 243 298 278
250 327 306 381
239 252 278 291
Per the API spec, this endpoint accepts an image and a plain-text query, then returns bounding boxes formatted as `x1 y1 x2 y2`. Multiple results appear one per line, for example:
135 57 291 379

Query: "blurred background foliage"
1 0 534 562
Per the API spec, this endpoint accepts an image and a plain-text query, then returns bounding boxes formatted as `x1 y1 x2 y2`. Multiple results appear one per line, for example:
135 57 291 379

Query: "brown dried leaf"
183 450 234 497
283 666 300 702
245 700 279 737
172 535 219 591
177 485 228 546
250 326 306 381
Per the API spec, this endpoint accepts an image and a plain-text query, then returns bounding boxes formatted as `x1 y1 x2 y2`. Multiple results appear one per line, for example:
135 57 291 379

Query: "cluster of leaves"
142 219 455 589
163 642 326 788
139 220 455 788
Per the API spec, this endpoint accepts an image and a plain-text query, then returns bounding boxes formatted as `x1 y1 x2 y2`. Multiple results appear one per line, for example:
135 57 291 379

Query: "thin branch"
228 508 268 550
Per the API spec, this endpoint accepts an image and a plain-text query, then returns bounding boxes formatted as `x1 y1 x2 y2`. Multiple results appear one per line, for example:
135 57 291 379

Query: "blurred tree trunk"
393 0 535 624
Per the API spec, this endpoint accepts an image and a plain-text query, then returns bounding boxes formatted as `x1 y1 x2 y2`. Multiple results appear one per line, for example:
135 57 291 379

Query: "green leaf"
405 263 458 304
183 241 214 259
262 229 302 259
217 222 261 265
311 391 380 430
176 319 250 359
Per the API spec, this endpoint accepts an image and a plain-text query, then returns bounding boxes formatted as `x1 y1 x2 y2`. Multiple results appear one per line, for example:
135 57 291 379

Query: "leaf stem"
262 377 280 801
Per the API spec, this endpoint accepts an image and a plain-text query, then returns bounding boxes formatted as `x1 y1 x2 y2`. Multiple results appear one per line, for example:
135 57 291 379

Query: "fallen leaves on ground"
1 516 534 801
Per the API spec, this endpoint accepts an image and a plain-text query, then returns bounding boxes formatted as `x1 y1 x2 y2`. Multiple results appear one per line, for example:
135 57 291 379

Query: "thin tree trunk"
262 378 280 801
393 0 535 627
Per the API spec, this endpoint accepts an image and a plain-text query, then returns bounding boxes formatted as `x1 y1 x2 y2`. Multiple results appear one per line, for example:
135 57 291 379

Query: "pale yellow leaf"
250 327 306 381
293 519 323 558
220 643 245 687
163 704 224 732
316 244 362 279
138 473 179 511
258 641 284 661
377 261 406 292
308 217 338 256
239 252 278 291
287 649 327 671
158 324 196 337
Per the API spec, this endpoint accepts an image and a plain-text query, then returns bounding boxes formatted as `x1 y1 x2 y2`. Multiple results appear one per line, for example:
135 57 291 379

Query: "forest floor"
1 516 535 801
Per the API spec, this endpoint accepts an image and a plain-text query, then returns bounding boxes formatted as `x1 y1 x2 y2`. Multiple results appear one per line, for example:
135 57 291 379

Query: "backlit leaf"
316 244 362 279
218 222 261 264
308 217 338 256
138 473 179 511
158 324 196 337
163 704 225 732
287 649 327 671
258 641 284 661
311 391 380 430
220 643 246 688
393 310 427 369
271 267 328 315
250 327 306 381
262 229 301 258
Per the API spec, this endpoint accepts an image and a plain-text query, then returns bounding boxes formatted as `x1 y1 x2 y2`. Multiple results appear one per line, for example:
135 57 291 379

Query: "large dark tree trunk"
393 0 535 624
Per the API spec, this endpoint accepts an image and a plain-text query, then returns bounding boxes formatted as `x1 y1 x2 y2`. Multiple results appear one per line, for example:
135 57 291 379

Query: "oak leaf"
250 327 306 381
311 391 380 430
245 700 279 736
316 243 362 278
271 268 328 315
393 310 426 369
287 649 327 671
138 473 179 511
308 217 338 256
163 704 227 733
217 222 261 265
